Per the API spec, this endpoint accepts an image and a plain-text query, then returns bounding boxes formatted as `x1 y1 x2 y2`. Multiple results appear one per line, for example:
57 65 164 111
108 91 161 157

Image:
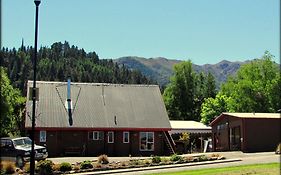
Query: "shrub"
170 154 183 162
94 163 102 169
184 156 194 162
161 157 170 164
144 159 151 165
23 163 30 173
36 160 54 175
80 160 93 169
98 154 109 164
130 159 141 166
59 162 72 172
152 156 161 164
52 163 60 171
1 161 16 174
199 155 208 161
73 165 80 171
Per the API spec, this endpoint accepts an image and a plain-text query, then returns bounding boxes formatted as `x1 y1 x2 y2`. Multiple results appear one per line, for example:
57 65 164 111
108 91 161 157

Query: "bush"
170 154 183 162
151 156 161 164
23 163 30 173
59 162 72 172
1 161 16 174
199 155 208 161
98 154 109 164
36 160 54 175
80 160 93 169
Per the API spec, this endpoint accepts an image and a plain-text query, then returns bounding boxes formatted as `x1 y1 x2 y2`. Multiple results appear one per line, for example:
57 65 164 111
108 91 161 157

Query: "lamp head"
34 0 41 6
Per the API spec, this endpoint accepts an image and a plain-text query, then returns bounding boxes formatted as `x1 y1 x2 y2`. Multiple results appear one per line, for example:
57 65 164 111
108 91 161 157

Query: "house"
210 113 281 152
25 80 174 157
169 120 211 153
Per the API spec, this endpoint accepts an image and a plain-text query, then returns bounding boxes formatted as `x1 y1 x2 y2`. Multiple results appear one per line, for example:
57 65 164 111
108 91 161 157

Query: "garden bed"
0 154 225 174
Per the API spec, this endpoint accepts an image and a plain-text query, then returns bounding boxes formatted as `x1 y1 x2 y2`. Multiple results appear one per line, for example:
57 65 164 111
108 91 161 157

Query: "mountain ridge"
114 56 248 87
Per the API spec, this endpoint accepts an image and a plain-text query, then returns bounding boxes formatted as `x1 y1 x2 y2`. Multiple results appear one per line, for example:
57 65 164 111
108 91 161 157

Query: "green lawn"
149 163 280 175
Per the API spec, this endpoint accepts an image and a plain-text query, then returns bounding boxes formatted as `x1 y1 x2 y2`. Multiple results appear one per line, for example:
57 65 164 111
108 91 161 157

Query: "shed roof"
210 112 281 126
25 81 171 130
169 120 211 134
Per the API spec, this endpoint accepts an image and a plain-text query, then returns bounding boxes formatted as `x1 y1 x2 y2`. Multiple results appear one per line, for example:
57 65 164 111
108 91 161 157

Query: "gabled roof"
210 112 281 126
169 120 211 134
25 81 171 130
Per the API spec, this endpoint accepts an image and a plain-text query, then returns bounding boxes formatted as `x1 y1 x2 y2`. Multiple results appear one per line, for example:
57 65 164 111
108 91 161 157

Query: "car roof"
0 137 29 140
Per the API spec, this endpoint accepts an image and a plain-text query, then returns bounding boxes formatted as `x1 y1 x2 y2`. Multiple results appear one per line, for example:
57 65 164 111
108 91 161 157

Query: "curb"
67 158 241 175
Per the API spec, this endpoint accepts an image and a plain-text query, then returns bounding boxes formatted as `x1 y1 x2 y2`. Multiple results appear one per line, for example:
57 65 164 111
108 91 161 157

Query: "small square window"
93 131 99 140
88 131 100 140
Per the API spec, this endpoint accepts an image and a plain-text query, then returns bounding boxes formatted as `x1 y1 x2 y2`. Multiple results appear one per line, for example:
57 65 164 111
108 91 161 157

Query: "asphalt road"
48 152 280 175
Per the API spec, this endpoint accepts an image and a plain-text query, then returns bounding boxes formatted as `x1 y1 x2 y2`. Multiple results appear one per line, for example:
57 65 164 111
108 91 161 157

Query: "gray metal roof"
25 81 171 130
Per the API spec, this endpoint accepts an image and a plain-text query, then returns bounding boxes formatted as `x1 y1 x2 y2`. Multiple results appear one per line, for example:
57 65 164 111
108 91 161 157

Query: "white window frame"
108 131 114 143
123 132 130 143
93 131 99 140
39 130 46 142
139 132 154 151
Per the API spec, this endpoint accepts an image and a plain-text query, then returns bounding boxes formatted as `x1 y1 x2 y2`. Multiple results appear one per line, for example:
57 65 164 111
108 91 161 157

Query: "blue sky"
2 0 280 65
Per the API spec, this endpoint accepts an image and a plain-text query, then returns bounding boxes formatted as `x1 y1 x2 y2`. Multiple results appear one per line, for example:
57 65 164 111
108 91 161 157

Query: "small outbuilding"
25 80 174 157
169 120 212 153
210 113 281 152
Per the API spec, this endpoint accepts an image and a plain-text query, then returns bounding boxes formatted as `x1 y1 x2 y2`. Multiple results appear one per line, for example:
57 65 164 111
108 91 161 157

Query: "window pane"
108 132 114 143
147 143 154 150
93 131 99 140
123 132 129 143
147 132 153 142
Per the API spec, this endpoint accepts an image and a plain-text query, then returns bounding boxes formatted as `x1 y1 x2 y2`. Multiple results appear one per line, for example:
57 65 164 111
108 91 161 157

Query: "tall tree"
200 51 281 125
163 61 217 121
0 67 25 137
221 51 280 113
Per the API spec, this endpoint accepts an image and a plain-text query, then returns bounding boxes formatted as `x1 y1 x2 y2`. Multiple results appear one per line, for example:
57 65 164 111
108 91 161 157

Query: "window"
140 132 154 151
88 131 100 140
108 132 114 143
123 132 129 143
40 131 46 142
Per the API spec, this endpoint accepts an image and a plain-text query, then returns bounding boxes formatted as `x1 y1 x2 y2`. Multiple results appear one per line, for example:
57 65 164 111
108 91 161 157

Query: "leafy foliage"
0 67 26 137
170 154 183 162
163 61 217 121
80 161 93 169
35 160 54 175
59 162 72 172
200 51 280 124
151 156 161 164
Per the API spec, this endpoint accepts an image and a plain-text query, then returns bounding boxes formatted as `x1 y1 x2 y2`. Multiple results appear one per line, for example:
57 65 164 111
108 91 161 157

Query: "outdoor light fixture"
30 0 41 174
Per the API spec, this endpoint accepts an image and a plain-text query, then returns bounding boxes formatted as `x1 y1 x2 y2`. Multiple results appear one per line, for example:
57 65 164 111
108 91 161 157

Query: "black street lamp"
30 0 41 174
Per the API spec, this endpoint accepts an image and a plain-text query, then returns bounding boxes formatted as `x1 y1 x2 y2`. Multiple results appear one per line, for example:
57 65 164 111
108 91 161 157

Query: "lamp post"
30 0 41 174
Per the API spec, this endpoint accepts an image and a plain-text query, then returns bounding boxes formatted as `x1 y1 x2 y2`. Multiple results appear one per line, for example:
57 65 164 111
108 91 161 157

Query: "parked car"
0 137 48 167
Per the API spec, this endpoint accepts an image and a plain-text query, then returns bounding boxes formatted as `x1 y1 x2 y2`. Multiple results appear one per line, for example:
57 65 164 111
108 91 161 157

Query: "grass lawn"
149 163 280 175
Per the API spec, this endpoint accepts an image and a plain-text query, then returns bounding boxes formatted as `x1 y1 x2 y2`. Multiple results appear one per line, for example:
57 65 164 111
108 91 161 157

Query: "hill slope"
115 56 246 87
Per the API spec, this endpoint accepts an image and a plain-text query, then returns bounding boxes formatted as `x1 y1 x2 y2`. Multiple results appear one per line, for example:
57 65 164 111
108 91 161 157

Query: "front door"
230 126 241 150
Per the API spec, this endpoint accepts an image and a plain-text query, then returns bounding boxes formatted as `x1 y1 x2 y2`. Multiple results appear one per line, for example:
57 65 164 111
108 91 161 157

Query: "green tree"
163 61 217 121
0 67 26 137
200 92 234 125
221 51 280 113
200 51 281 125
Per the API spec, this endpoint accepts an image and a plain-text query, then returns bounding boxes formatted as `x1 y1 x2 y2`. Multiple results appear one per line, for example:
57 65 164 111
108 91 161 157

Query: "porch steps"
163 131 176 155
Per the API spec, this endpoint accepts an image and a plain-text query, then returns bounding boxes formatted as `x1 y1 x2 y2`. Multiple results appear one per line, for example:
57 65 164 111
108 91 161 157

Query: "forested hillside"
0 41 154 95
